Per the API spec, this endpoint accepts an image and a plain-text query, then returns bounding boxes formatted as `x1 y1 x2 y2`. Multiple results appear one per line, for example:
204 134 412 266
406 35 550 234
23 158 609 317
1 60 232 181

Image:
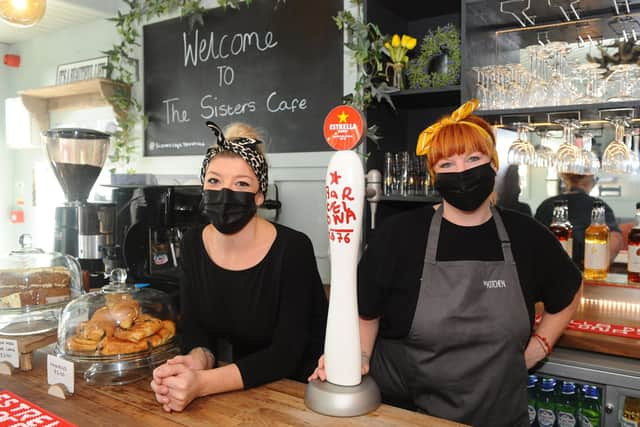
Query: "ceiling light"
0 0 46 28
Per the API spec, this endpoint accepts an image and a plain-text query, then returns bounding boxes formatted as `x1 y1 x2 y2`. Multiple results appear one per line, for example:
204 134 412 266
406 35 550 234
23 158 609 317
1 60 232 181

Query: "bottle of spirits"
584 201 609 281
622 396 640 426
628 202 640 284
550 199 573 257
562 200 574 257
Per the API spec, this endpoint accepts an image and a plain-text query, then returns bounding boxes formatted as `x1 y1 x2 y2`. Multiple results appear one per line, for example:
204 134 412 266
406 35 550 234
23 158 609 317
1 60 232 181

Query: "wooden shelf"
18 79 130 132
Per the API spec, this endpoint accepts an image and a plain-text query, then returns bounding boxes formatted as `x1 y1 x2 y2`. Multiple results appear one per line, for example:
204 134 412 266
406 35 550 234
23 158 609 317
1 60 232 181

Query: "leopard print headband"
200 121 268 195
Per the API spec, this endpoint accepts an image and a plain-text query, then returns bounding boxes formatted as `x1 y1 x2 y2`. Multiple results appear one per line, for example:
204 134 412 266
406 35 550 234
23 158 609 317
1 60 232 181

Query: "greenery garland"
406 24 461 89
103 0 281 172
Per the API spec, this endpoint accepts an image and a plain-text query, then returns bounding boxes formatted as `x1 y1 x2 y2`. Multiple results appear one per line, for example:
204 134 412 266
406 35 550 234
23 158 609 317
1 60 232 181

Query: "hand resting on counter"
151 346 244 413
307 353 370 382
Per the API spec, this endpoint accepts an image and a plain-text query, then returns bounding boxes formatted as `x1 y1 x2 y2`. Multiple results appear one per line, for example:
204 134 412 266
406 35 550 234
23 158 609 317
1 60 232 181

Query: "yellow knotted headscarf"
416 99 492 157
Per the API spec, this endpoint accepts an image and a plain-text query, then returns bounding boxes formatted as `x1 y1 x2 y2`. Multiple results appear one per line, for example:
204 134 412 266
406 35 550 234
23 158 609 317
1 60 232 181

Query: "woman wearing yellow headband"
311 100 582 427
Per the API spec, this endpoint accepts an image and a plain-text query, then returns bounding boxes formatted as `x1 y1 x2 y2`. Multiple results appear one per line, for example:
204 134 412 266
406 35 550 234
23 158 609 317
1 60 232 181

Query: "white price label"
47 354 74 394
0 339 19 368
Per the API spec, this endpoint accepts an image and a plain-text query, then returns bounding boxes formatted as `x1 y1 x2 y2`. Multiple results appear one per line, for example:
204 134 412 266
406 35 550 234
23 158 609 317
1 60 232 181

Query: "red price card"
0 391 76 427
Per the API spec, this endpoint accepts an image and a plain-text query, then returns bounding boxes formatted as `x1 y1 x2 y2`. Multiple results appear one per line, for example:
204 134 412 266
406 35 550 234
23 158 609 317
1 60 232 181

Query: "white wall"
0 43 13 254
2 18 119 254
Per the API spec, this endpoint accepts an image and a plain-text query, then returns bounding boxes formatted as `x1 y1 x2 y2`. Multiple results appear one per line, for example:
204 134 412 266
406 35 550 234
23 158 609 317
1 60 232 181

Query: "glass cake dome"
0 234 83 335
55 268 179 385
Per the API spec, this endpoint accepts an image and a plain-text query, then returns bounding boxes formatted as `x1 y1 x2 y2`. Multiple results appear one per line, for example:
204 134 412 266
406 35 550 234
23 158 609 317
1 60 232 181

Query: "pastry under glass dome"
0 234 83 336
54 268 179 385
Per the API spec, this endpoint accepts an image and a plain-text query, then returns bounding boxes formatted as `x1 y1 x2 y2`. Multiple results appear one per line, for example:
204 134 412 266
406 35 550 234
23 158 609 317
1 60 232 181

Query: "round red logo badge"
323 105 366 151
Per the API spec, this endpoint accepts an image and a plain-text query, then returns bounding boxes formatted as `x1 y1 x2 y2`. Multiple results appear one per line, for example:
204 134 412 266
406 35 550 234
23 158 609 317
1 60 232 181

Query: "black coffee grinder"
43 128 115 290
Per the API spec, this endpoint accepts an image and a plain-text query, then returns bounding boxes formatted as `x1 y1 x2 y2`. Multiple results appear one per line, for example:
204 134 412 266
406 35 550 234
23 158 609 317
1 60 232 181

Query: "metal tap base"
304 375 381 417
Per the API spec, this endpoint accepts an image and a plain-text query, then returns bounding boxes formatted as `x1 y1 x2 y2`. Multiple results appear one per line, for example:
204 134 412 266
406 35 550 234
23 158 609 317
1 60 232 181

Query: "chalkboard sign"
143 0 343 156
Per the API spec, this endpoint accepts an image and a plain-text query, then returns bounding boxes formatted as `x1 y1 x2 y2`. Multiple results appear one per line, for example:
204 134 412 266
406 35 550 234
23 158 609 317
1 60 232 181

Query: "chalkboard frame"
142 0 344 156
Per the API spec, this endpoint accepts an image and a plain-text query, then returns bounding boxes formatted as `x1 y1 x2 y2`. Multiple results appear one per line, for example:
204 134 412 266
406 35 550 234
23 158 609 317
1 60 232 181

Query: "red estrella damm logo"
323 105 365 151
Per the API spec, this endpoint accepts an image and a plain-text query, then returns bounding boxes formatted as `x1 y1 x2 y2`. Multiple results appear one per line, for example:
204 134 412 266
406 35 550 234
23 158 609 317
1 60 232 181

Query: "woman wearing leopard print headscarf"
151 122 328 412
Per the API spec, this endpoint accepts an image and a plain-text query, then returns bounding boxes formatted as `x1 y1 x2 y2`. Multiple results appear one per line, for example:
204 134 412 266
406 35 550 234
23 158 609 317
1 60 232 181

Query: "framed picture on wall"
56 56 109 85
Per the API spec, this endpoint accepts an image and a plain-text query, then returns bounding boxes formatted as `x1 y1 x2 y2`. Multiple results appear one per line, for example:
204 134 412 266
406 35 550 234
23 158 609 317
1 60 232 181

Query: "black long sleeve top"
179 223 328 388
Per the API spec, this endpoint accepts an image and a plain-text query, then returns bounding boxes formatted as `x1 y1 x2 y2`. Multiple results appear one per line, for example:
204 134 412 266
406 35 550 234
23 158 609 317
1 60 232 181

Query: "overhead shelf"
390 85 461 109
475 100 640 125
380 194 441 203
18 79 130 132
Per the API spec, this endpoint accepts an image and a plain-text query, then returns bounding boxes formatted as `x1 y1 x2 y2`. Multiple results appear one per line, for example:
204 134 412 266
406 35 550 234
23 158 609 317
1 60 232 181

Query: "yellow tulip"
384 41 391 50
391 34 401 47
401 34 411 48
406 37 417 50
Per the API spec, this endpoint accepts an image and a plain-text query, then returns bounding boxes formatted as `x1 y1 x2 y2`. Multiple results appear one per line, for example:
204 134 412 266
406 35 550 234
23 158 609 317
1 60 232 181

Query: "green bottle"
579 386 601 427
537 378 557 427
557 382 578 427
527 375 539 425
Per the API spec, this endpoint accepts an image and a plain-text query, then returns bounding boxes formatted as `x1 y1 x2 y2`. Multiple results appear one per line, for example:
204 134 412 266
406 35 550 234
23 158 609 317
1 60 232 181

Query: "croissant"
100 337 149 356
147 320 176 347
66 335 100 353
109 301 140 329
114 314 163 342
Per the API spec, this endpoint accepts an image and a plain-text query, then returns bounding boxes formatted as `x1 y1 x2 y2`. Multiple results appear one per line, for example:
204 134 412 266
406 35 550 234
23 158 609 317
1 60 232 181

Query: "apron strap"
425 205 443 265
490 206 515 265
425 205 515 265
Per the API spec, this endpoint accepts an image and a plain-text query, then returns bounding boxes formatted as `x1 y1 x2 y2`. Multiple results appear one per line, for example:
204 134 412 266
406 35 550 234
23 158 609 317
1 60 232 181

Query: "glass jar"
54 269 179 385
0 234 82 335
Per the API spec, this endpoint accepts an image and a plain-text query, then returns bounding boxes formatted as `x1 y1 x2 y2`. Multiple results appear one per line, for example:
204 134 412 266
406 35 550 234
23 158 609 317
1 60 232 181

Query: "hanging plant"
103 0 282 173
333 4 395 113
406 24 461 89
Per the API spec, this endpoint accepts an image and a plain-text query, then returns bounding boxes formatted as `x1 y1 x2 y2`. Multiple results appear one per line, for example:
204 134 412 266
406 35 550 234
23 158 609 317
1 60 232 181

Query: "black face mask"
434 162 496 211
201 189 257 234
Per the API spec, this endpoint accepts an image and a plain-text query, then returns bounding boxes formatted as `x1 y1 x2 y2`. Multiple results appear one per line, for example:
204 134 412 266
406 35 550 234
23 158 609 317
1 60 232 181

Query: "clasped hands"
150 347 214 412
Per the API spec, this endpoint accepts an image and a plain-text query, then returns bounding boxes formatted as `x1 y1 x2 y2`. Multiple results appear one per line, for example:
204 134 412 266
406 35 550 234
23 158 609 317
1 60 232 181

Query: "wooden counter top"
0 350 465 427
540 281 640 359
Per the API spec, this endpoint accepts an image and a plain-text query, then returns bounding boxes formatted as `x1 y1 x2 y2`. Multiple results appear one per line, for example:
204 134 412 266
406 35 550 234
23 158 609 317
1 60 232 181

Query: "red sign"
535 315 640 340
326 171 357 245
323 105 365 151
0 391 76 427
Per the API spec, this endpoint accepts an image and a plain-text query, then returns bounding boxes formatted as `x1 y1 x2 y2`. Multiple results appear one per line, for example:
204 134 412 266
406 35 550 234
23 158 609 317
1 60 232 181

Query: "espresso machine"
111 185 207 300
43 128 115 289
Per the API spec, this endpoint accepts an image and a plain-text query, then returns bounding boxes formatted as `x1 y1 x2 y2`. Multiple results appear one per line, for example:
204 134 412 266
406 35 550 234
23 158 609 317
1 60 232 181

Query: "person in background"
535 172 623 268
310 100 582 427
496 164 532 216
151 121 328 412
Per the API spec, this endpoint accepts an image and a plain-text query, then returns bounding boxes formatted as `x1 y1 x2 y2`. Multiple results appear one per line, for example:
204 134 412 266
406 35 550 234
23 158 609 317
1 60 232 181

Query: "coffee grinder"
43 128 115 289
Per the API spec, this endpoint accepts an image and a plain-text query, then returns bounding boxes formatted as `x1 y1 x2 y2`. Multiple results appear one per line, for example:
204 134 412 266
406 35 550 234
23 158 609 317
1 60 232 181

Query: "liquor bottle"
628 202 640 284
537 378 557 427
550 199 573 256
527 375 539 426
584 201 610 281
563 200 574 257
579 386 601 427
557 382 578 427
622 396 640 426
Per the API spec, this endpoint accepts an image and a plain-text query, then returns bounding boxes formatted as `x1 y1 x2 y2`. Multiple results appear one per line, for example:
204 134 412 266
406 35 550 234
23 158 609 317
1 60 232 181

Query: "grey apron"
400 205 530 427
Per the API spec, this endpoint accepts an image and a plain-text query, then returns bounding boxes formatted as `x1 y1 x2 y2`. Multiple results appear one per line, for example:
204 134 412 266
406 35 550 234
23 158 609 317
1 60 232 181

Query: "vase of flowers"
384 34 417 90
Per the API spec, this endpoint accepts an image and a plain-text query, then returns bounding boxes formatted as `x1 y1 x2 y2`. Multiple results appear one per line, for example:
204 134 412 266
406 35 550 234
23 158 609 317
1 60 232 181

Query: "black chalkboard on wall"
143 0 343 156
